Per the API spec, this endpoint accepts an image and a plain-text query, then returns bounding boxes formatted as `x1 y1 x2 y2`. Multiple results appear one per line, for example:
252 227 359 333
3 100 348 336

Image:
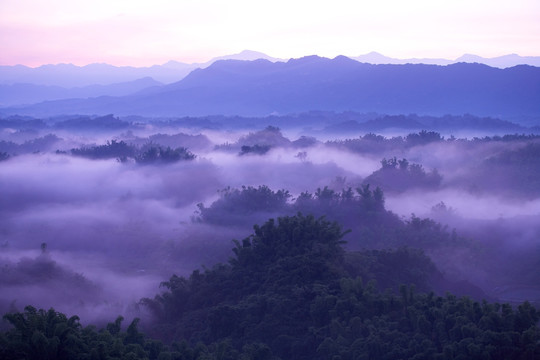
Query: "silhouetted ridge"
4 56 540 118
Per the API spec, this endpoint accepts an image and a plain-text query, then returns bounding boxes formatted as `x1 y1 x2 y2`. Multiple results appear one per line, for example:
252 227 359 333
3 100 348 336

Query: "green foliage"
1 306 83 360
71 139 135 160
3 212 540 359
231 213 346 267
239 144 271 155
344 247 440 293
140 215 540 360
70 140 195 164
235 126 290 150
326 131 540 198
195 186 291 225
135 145 195 164
1 306 275 359
195 184 389 231
193 183 472 256
293 185 386 220
328 130 540 157
363 157 442 193
406 130 443 145
0 134 62 155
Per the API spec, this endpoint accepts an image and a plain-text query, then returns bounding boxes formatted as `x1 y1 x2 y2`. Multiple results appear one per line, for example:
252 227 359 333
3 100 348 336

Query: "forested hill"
2 214 540 359
5 56 540 118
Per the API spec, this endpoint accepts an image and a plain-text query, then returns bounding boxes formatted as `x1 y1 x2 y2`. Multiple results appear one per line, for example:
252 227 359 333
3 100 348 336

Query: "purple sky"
1 0 539 66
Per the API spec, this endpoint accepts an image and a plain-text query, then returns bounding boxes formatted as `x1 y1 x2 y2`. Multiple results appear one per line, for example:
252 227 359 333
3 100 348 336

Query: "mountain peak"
456 54 483 62
208 50 284 63
355 52 401 64
237 49 270 57
161 60 190 68
286 55 326 64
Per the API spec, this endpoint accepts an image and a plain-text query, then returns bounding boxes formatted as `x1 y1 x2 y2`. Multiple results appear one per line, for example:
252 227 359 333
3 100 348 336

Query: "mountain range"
353 52 540 68
0 77 162 106
0 50 282 107
0 50 282 88
3 55 539 119
2 50 538 89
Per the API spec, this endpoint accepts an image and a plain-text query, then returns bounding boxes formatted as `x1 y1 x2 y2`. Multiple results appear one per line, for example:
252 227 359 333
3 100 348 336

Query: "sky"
1 0 539 67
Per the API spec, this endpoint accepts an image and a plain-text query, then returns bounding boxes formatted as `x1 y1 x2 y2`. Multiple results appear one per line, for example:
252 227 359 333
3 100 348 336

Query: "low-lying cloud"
2 125 540 322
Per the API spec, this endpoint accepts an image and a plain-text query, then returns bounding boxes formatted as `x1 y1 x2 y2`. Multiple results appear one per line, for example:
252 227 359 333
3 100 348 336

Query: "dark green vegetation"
1 307 210 360
193 183 540 305
362 157 442 193
53 115 130 131
327 131 540 155
195 185 459 253
70 140 135 160
195 186 292 226
2 114 540 359
328 132 540 198
1 111 539 134
70 140 195 164
239 144 271 156
0 134 62 155
3 214 539 359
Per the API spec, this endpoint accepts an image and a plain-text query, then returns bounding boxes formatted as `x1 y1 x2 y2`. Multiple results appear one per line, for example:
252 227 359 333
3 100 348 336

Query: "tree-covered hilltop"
194 184 464 252
192 183 540 302
194 185 389 227
326 132 540 198
326 130 540 155
194 185 293 226
362 157 442 193
69 140 196 164
140 214 540 360
70 140 135 160
2 214 540 359
0 134 62 155
193 185 488 297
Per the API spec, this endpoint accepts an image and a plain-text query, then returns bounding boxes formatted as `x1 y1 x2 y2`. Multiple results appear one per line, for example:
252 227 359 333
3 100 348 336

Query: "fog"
386 189 540 220
1 120 540 326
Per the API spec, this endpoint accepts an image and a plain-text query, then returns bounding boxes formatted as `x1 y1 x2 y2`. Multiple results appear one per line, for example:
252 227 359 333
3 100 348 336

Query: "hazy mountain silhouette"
354 52 454 66
3 56 540 118
354 52 540 68
0 50 284 88
455 53 540 68
5 50 538 89
0 77 162 106
207 49 284 63
0 63 192 87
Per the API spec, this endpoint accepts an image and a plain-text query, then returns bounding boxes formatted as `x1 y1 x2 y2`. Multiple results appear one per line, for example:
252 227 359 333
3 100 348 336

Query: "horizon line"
2 50 540 69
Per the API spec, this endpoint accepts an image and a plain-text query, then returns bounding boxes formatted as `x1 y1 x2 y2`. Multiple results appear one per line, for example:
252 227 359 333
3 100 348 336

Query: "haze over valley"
2 0 540 357
2 108 540 318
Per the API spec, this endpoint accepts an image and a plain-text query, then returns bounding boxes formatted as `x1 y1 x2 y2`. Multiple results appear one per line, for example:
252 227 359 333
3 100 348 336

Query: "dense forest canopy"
1 112 540 358
2 215 539 359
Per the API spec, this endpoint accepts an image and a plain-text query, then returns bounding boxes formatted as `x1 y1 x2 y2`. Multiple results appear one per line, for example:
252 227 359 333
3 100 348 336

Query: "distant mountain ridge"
4 55 539 119
354 52 540 68
2 50 538 89
0 50 284 87
322 114 527 134
0 50 283 106
0 77 162 106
